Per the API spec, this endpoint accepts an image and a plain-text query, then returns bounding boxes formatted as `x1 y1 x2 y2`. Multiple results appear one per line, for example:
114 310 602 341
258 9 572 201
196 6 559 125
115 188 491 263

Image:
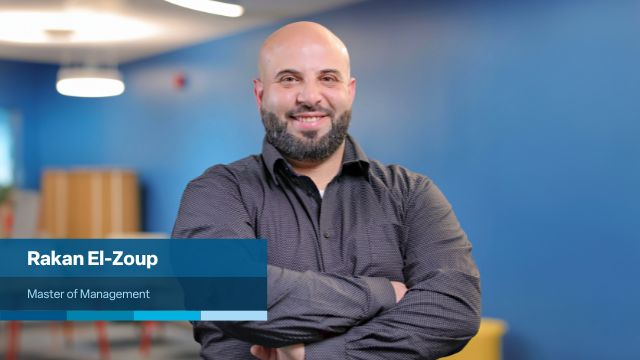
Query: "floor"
0 321 200 360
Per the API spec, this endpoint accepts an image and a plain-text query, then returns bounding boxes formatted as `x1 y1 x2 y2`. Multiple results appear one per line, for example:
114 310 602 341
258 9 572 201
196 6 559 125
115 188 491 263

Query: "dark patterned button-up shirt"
172 135 481 359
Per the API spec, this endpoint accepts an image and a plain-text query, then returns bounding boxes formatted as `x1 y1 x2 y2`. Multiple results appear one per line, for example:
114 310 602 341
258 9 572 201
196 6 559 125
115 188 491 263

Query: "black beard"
261 107 351 162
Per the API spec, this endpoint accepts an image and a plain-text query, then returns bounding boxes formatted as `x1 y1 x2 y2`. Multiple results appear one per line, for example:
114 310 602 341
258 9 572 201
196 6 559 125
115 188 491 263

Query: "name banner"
0 239 267 321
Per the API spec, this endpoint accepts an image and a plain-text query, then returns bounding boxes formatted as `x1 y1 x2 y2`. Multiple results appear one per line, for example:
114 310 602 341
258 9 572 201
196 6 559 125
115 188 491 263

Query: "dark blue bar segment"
0 311 66 320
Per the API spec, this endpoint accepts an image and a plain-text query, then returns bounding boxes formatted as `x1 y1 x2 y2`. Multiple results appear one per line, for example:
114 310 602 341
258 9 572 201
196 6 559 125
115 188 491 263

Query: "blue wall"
3 0 639 358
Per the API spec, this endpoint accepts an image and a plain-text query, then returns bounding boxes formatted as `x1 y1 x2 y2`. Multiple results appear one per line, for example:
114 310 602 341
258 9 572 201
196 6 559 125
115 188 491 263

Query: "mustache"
285 104 334 118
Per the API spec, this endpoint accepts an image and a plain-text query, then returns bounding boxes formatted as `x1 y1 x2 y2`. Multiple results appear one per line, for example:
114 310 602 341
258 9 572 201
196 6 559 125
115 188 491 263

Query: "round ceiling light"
0 10 157 44
56 67 125 98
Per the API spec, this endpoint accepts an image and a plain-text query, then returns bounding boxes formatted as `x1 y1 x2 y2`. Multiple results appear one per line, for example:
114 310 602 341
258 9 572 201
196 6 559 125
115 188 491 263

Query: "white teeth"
298 116 321 123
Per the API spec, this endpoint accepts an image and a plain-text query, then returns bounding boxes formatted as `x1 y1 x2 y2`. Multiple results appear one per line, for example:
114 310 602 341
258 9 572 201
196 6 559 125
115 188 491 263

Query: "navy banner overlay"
0 239 267 319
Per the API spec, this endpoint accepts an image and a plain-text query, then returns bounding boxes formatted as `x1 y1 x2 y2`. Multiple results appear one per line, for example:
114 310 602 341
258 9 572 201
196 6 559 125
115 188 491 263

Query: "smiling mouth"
290 113 329 123
296 116 324 123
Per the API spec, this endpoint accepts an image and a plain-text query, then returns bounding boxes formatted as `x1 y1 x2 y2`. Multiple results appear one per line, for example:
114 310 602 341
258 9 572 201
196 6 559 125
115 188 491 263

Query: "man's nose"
296 81 322 106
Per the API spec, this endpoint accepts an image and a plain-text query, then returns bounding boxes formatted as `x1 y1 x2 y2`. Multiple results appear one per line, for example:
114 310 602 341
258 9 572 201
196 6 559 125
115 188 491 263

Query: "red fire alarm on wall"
173 72 187 90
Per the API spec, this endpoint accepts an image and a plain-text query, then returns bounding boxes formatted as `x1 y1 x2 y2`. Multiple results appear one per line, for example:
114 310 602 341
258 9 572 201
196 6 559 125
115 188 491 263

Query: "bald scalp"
258 21 351 81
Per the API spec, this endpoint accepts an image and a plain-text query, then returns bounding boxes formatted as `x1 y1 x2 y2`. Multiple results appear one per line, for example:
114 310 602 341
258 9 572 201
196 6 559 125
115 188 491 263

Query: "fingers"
250 345 273 360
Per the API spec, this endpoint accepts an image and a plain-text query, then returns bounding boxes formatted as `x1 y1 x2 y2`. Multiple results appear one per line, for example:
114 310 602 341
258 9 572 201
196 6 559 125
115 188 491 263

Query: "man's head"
254 21 355 162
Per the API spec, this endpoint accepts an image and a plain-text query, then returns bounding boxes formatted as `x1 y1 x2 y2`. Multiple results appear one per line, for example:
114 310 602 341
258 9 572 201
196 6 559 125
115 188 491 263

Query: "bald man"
173 22 481 360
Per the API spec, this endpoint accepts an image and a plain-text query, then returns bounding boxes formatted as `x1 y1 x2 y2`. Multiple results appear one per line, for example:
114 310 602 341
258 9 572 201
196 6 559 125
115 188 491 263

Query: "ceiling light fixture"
56 67 125 98
0 10 157 44
164 0 244 18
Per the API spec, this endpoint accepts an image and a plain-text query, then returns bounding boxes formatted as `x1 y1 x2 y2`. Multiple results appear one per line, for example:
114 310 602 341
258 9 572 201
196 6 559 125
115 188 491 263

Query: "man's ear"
253 79 264 110
348 77 356 103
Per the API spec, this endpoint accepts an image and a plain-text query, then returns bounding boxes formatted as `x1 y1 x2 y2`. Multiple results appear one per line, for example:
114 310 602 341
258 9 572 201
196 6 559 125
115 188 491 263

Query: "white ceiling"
0 0 363 65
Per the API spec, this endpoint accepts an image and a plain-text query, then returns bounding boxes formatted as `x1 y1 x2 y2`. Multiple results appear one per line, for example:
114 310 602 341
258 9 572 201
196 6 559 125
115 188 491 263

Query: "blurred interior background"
1 0 639 359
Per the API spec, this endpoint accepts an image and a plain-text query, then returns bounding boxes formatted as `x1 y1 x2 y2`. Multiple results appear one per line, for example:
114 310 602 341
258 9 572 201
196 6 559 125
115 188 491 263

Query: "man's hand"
250 343 305 360
390 281 408 303
250 345 276 360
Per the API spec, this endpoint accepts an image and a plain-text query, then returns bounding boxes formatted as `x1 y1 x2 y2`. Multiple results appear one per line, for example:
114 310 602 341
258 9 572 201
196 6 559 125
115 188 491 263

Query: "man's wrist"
361 276 397 314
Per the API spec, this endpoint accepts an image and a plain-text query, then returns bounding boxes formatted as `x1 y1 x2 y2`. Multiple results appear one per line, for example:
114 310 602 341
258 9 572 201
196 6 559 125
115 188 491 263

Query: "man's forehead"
261 46 350 78
265 47 348 70
258 21 350 79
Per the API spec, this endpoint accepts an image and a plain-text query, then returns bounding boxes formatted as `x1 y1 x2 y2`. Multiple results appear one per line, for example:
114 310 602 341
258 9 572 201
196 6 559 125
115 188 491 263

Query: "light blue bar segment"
67 311 133 321
200 311 267 321
134 311 201 321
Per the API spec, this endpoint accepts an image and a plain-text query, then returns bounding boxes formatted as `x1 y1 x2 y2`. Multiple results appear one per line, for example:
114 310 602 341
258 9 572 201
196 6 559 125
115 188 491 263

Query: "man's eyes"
276 75 340 84
279 76 299 83
320 76 339 83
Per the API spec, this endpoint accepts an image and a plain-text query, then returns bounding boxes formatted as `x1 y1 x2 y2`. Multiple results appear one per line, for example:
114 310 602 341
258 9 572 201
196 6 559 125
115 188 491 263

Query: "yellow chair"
441 318 507 360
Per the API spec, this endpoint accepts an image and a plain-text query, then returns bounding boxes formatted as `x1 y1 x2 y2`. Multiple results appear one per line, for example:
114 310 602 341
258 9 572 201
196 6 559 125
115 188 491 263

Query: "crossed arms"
172 168 481 359
215 265 403 347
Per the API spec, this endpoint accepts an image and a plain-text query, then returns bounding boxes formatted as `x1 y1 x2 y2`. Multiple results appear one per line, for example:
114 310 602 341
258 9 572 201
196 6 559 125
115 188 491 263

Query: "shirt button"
323 232 331 239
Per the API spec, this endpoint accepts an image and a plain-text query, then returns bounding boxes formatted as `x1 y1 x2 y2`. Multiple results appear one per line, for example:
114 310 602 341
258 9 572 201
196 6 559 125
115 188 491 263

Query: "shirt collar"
262 134 370 186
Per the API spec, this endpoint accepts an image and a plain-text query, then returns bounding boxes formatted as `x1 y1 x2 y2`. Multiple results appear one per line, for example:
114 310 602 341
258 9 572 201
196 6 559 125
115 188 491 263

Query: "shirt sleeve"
305 178 481 360
172 166 397 349
215 265 396 347
192 321 254 360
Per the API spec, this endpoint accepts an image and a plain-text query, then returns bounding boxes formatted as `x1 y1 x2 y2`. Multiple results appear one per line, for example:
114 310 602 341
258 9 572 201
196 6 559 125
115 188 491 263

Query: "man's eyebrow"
274 69 302 79
319 69 343 79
